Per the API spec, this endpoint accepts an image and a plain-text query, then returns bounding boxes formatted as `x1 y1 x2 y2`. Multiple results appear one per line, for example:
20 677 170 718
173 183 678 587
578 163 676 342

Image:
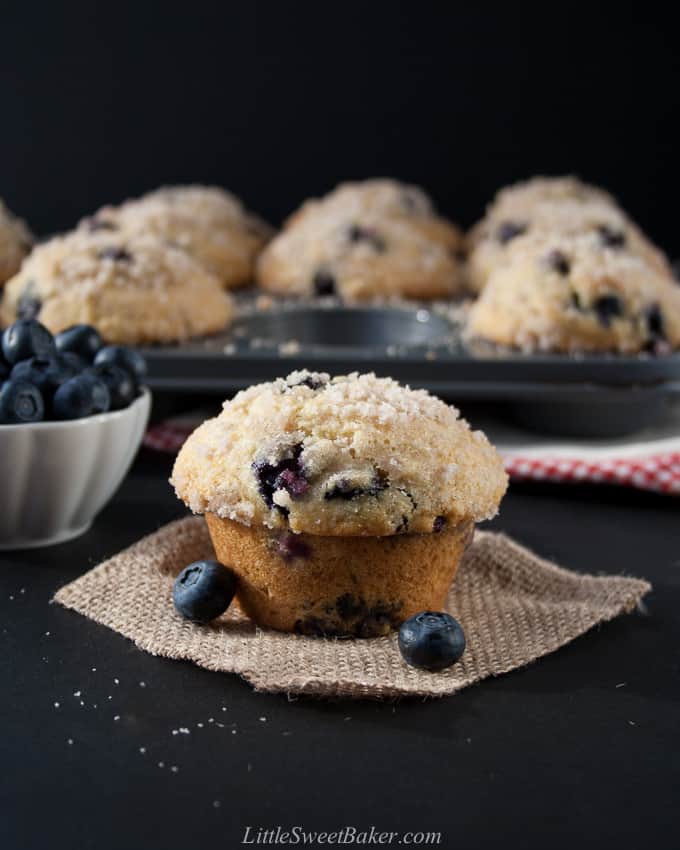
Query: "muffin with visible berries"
0 198 32 286
82 185 272 289
256 179 464 300
171 371 507 637
466 176 670 293
1 229 233 344
467 231 680 353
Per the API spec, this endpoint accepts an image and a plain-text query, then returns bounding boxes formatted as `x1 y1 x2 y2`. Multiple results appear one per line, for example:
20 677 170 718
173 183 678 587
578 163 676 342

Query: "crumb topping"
171 370 507 536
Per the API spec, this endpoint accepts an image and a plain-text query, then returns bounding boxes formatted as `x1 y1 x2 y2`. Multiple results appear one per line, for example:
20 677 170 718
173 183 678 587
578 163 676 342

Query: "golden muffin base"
206 514 474 637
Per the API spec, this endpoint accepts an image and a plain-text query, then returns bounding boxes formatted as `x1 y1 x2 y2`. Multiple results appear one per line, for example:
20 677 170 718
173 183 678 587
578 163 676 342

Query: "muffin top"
0 198 32 285
466 197 671 293
1 229 233 344
171 371 507 536
467 230 680 353
82 184 272 289
255 179 464 300
480 175 616 225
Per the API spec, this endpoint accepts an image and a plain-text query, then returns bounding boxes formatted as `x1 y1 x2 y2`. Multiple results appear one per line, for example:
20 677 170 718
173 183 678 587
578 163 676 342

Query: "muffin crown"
1 230 232 344
171 371 507 536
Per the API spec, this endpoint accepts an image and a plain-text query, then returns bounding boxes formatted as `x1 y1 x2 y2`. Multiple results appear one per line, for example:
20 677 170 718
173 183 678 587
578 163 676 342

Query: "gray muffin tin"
140 304 680 438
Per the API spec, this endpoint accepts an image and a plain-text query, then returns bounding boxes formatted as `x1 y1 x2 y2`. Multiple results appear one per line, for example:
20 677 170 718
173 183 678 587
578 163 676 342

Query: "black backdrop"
1 3 678 252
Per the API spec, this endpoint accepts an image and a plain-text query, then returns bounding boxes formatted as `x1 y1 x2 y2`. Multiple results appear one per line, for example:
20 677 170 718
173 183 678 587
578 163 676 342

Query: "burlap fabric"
54 517 650 699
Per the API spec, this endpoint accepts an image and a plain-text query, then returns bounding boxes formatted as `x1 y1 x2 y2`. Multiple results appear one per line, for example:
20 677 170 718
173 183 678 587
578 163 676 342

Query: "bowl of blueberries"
0 319 151 549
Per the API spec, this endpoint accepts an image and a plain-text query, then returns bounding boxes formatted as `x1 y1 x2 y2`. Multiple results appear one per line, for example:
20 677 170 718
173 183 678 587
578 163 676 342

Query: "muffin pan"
140 303 680 438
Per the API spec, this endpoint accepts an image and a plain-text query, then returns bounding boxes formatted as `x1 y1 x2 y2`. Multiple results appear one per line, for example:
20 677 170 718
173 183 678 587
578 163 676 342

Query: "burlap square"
54 517 650 699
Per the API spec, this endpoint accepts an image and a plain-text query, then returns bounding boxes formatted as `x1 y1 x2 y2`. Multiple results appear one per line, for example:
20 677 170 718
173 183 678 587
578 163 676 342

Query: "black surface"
1 450 678 850
1 5 679 252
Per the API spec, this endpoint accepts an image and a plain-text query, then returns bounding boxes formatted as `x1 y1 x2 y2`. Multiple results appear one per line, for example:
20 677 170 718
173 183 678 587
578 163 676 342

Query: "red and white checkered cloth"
145 416 680 496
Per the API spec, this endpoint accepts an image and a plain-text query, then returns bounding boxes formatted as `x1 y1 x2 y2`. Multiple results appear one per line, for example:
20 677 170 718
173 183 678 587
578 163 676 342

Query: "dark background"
1 3 679 252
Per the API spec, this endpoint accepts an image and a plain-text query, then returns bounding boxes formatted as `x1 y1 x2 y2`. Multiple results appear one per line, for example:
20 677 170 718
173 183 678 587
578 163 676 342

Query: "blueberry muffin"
83 185 272 290
171 370 507 636
467 177 669 293
1 230 233 344
255 179 464 300
0 198 32 286
467 231 680 353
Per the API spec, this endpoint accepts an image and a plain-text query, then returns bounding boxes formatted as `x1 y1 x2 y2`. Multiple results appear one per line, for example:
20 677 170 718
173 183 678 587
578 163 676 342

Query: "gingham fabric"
144 418 680 495
503 453 680 494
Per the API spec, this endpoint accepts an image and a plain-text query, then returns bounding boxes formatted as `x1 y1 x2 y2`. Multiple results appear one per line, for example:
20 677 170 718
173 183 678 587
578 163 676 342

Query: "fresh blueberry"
55 324 104 362
398 611 466 671
94 345 147 384
88 363 137 410
0 380 45 424
0 352 9 381
52 373 111 420
1 319 56 365
10 356 77 402
172 560 237 623
58 351 89 373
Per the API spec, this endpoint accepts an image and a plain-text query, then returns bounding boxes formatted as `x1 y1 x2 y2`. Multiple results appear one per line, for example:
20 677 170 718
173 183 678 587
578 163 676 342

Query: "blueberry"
55 324 104 362
324 470 388 500
593 295 623 328
10 356 77 402
58 351 89 373
0 352 9 381
52 373 111 420
84 216 118 233
252 445 308 509
2 319 56 365
89 363 137 410
172 560 237 623
545 250 570 275
398 611 466 671
496 221 527 244
285 374 327 391
347 224 386 252
94 345 147 384
0 380 45 424
432 515 447 533
313 270 336 296
645 303 666 342
98 246 133 263
598 225 626 248
276 533 312 561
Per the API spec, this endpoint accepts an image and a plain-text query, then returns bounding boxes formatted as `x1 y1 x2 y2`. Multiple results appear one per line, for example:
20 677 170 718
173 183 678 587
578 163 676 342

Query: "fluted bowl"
0 388 151 549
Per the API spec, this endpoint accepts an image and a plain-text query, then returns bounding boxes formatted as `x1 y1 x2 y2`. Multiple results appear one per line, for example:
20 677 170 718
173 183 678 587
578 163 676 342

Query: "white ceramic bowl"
0 388 151 549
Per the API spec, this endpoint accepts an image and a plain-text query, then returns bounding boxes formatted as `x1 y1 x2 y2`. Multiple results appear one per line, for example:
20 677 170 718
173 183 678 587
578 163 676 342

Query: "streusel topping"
172 370 507 536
